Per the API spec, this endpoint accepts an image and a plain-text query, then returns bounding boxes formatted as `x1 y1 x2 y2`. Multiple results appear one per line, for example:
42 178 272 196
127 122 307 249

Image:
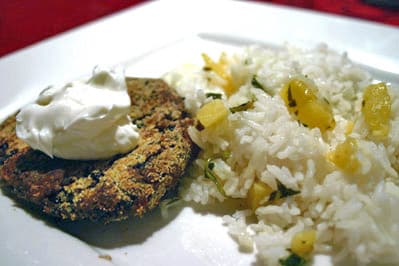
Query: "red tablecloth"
0 0 398 58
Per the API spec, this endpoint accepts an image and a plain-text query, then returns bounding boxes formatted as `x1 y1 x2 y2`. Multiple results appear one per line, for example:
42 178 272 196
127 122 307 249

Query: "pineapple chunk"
328 137 360 173
197 99 228 128
202 53 235 96
280 78 318 109
296 100 335 131
362 83 391 137
280 78 335 132
291 230 317 257
246 180 273 211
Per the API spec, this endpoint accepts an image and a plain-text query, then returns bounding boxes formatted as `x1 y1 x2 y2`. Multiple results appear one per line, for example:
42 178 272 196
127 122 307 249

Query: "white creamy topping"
16 67 139 160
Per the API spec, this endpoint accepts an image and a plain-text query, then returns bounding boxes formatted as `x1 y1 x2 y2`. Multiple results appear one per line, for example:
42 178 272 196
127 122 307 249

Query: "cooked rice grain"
164 44 399 265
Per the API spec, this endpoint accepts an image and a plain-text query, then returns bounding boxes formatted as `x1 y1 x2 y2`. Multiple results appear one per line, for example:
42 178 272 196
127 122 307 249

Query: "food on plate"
361 82 391 138
196 99 229 128
0 76 197 222
290 230 317 257
164 44 399 265
16 67 140 160
279 77 335 132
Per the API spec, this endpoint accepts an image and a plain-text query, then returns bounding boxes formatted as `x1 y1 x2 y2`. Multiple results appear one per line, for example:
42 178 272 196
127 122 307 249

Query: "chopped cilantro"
269 180 300 201
279 253 307 266
230 95 256 113
206 92 223 99
204 158 226 196
220 150 231 160
229 101 254 113
251 75 265 90
251 75 272 95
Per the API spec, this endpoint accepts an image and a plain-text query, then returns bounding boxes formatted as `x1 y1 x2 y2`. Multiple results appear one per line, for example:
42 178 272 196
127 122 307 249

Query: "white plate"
1 1 398 265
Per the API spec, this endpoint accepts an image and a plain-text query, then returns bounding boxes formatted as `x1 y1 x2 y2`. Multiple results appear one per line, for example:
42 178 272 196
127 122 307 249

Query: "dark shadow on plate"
1 182 250 250
56 203 182 249
59 198 250 249
187 197 247 216
3 185 370 266
0 184 182 249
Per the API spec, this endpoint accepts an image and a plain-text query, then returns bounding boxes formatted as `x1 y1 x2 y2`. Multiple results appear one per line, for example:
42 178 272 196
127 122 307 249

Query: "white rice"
163 44 399 266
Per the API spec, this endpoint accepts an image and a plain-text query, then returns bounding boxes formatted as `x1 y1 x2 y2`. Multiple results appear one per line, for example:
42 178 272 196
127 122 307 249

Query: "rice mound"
164 44 399 266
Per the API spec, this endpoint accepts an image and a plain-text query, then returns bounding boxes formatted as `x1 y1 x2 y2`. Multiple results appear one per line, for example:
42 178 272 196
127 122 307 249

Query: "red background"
0 0 398 58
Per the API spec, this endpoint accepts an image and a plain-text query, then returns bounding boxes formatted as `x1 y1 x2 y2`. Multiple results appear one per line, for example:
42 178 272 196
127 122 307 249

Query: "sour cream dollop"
16 67 139 160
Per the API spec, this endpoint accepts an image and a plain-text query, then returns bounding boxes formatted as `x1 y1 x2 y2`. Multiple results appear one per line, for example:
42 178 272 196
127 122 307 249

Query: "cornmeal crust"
0 78 197 222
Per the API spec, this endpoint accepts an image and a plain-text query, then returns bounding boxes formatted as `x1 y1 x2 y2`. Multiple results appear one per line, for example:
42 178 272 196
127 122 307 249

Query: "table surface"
0 0 398 58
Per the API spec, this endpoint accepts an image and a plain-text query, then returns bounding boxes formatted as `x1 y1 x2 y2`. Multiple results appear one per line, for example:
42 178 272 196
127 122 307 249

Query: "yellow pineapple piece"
296 100 336 131
202 53 235 96
280 78 335 132
328 137 360 173
362 83 391 137
280 78 318 110
291 230 317 257
196 99 228 128
246 180 273 211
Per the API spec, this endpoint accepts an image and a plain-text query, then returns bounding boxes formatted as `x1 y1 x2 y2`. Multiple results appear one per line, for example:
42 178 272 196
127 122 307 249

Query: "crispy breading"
0 78 197 222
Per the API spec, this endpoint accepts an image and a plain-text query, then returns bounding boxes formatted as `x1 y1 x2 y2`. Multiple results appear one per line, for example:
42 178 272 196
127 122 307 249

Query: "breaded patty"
0 78 197 222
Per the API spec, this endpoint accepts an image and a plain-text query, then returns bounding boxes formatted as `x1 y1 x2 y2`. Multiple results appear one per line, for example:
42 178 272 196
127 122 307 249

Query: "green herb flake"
229 95 257 114
206 92 223 100
229 101 254 113
205 158 226 196
269 180 300 202
220 150 231 160
251 75 272 95
279 253 307 266
251 75 264 90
